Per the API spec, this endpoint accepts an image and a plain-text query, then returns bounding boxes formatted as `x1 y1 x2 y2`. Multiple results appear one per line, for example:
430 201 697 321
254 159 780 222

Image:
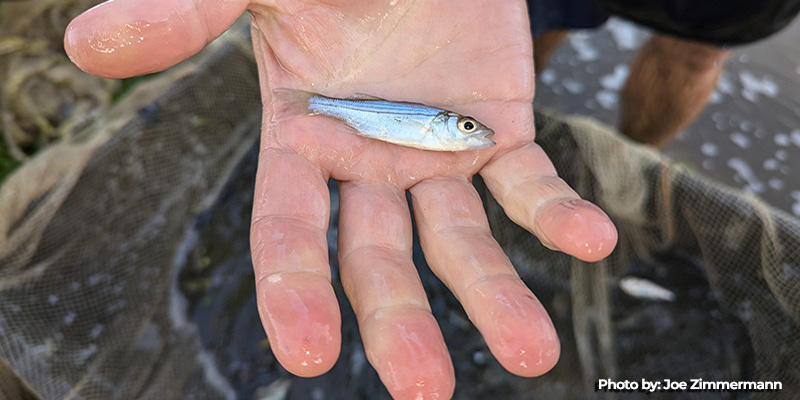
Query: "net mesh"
482 111 800 398
1 20 260 400
1 9 799 400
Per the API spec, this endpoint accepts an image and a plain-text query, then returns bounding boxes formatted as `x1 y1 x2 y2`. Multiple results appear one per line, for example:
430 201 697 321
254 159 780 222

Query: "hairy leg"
620 34 732 147
533 30 569 75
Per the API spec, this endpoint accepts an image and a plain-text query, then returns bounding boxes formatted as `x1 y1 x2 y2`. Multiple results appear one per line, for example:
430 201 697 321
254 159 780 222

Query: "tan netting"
1 21 260 399
1 9 798 400
0 0 117 167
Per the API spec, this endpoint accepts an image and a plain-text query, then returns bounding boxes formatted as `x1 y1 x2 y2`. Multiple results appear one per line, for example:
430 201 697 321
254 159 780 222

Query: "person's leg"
619 34 732 147
533 30 569 75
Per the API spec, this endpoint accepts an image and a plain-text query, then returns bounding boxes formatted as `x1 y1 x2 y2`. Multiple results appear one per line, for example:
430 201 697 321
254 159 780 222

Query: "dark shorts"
528 0 609 36
527 0 800 45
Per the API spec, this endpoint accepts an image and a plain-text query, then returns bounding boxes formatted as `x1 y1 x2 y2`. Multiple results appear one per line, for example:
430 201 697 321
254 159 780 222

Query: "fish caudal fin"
270 89 314 123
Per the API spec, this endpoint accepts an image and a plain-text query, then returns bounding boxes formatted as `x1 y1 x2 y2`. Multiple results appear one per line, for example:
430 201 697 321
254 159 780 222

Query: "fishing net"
1 8 799 400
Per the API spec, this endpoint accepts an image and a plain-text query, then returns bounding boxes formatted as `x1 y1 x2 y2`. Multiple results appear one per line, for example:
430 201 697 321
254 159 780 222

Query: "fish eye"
457 117 478 133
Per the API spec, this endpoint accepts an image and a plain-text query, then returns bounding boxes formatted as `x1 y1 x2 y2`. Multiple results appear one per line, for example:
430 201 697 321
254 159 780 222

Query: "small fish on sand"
272 89 495 151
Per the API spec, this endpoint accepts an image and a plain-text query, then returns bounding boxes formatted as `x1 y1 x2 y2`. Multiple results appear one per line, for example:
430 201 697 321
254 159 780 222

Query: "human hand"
66 1 617 398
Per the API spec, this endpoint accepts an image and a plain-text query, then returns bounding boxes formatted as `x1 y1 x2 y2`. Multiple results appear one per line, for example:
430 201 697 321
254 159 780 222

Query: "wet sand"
534 17 800 216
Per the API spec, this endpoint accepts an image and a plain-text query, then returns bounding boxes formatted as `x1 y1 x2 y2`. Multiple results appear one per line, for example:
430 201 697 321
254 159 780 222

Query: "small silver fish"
272 90 495 151
619 277 677 302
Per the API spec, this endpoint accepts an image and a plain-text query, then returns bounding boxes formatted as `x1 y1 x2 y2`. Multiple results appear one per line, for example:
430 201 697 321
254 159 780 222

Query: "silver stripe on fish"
272 89 495 151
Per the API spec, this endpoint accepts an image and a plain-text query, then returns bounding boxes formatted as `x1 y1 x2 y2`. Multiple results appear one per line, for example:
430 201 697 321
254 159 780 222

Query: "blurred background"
535 16 800 218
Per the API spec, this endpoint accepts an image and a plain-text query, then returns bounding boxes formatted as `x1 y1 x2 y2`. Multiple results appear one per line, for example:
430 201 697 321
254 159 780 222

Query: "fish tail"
269 88 315 123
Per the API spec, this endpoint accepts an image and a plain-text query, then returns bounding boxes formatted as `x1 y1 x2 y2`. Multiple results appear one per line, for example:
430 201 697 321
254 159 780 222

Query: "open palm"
67 0 617 398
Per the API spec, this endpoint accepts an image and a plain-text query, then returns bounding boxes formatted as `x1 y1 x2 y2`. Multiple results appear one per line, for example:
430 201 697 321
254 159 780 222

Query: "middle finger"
338 181 455 399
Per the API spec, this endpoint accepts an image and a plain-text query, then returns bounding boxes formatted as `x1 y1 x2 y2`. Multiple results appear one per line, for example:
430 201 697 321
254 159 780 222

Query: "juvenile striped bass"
273 90 496 151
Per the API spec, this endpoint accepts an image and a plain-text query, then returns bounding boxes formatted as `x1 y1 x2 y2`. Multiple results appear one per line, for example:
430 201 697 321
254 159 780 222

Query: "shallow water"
534 17 800 216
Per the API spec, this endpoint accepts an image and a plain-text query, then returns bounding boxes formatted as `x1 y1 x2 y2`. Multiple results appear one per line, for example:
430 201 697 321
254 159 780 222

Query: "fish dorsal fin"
347 93 384 101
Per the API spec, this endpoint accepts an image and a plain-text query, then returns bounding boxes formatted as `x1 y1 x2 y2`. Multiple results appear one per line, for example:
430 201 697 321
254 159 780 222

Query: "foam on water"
605 18 643 51
792 191 800 216
716 73 736 95
595 91 618 110
540 69 557 86
708 91 723 104
790 129 800 147
775 133 791 146
763 159 780 170
568 35 600 62
768 178 784 190
727 158 765 193
730 132 751 149
600 64 629 91
63 312 77 325
701 142 719 157
562 78 585 94
740 71 779 102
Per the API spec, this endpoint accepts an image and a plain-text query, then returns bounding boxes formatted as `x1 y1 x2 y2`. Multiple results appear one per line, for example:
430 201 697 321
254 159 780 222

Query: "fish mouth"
470 135 496 149
477 130 496 148
463 129 495 149
483 131 495 139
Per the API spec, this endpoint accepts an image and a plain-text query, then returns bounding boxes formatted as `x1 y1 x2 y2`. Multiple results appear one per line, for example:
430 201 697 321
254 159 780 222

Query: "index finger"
481 142 618 262
65 0 248 78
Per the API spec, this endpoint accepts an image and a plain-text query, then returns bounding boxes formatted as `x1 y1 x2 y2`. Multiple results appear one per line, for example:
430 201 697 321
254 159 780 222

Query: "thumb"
65 0 249 78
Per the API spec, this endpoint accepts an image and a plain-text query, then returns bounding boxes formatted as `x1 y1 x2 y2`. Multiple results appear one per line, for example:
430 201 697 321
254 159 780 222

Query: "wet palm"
252 0 535 180
66 1 617 398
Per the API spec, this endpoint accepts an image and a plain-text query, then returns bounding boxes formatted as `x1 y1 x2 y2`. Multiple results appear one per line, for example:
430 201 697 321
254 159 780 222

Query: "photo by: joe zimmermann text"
596 378 782 393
